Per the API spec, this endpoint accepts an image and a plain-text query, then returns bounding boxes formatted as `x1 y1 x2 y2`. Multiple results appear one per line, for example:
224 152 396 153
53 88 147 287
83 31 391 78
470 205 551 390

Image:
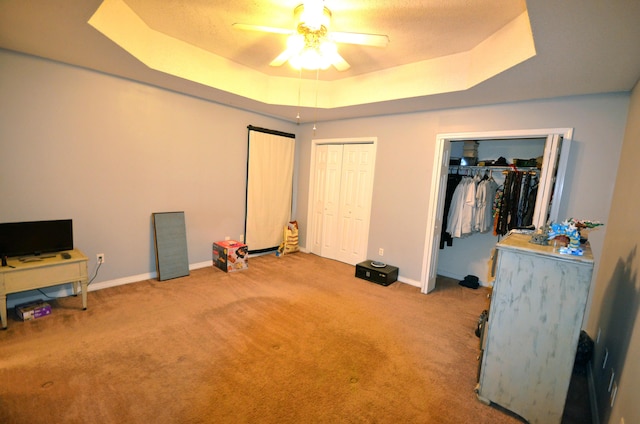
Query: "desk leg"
1 294 7 329
81 279 88 310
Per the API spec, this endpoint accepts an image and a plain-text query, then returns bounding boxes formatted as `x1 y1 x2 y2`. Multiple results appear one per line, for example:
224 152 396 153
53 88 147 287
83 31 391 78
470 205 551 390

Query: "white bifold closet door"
245 128 295 252
310 143 375 265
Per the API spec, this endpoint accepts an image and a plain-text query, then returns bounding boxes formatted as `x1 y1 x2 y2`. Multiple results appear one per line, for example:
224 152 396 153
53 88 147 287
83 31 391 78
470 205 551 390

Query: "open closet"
421 129 572 294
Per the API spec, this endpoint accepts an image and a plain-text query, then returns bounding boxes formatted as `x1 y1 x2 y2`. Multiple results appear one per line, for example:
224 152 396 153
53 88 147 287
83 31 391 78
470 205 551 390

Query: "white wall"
0 50 297 304
0 48 631 313
295 94 628 290
588 80 640 424
2 46 638 424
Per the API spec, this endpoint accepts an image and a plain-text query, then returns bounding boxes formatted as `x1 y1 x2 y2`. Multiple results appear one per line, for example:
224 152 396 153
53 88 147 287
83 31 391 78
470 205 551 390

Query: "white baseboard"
6 261 215 308
298 246 419 288
436 270 466 281
6 254 420 307
190 260 213 270
89 260 213 292
398 276 420 287
87 271 155 292
436 270 492 287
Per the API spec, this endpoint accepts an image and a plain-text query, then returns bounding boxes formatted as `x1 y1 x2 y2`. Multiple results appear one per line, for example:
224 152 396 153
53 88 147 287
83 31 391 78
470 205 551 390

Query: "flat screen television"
0 219 74 258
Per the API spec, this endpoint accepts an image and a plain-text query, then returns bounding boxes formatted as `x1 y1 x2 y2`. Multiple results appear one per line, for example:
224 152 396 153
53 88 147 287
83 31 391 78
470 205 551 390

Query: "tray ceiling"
1 0 640 123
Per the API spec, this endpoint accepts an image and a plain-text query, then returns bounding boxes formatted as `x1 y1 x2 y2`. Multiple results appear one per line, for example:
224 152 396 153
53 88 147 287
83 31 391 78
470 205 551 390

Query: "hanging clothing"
445 176 466 238
492 185 505 236
494 170 538 235
475 177 499 233
448 168 538 239
522 180 538 226
516 172 532 227
446 173 483 239
496 171 515 236
440 173 463 249
508 171 523 230
460 174 480 236
446 176 474 238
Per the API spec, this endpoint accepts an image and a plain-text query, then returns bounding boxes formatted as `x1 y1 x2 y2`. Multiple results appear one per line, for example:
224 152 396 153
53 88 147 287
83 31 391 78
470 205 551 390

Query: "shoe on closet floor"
459 275 479 289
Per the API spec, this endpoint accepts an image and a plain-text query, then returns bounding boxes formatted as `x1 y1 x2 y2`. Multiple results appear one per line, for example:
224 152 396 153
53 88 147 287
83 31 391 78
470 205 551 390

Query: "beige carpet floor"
1 252 579 423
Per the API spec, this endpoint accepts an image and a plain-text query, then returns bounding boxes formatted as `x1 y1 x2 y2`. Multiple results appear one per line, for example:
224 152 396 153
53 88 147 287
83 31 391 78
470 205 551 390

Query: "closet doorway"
306 137 377 265
420 128 573 294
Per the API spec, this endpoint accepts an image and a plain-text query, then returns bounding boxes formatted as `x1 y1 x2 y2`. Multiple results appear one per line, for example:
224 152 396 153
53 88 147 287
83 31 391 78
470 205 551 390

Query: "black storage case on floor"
355 260 399 286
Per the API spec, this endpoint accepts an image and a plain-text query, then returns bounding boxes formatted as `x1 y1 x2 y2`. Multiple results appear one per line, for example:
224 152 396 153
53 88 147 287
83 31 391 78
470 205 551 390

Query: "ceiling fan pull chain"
313 68 319 134
296 68 302 124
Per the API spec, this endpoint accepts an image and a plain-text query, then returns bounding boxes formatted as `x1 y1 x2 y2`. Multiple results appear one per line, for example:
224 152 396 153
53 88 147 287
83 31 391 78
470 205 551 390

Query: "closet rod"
449 165 539 173
500 169 539 176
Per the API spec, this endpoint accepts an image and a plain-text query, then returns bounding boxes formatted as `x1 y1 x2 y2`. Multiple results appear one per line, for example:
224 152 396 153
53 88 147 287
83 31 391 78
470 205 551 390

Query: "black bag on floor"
573 330 594 375
459 274 479 289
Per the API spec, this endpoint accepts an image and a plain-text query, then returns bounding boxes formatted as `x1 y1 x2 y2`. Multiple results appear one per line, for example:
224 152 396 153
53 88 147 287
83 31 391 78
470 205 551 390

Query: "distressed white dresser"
476 232 594 424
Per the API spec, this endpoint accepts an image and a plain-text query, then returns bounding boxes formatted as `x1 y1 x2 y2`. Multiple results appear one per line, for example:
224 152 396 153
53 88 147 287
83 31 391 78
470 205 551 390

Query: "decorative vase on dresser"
476 232 594 424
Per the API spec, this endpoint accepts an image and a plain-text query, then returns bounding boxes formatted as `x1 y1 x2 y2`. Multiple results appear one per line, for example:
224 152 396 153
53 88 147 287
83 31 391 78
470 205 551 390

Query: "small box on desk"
355 261 399 286
15 299 52 321
213 240 248 272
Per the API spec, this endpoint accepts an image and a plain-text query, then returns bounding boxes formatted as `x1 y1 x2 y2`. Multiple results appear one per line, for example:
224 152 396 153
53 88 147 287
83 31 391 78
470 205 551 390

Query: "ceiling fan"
233 0 389 71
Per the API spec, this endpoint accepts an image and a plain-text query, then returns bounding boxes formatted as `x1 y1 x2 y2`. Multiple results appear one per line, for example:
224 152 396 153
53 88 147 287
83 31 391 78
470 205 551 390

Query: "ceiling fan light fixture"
287 34 305 51
289 45 333 70
289 2 344 70
296 1 331 31
235 0 388 72
319 40 337 56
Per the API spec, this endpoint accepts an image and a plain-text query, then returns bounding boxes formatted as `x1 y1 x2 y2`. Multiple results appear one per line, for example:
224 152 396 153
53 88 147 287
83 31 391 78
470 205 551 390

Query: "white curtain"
245 128 295 252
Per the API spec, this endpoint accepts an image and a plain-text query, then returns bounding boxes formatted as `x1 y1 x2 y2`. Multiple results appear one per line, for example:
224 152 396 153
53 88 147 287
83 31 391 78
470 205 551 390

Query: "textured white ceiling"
121 0 527 79
1 0 640 123
85 0 535 110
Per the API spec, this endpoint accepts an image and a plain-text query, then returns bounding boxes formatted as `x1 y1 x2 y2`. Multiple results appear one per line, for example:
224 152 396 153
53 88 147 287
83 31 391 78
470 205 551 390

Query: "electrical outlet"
97 253 105 264
239 234 244 242
225 236 231 241
379 248 384 256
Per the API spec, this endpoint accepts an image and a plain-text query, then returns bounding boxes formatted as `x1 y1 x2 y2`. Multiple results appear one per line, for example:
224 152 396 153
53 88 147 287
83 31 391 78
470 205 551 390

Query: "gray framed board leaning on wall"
152 211 189 281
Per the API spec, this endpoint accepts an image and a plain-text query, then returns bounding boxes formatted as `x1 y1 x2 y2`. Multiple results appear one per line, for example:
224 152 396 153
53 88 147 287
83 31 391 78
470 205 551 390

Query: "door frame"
420 128 573 294
306 137 378 265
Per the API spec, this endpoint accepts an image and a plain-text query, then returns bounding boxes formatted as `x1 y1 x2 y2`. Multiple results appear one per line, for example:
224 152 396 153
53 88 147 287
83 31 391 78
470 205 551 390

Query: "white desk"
0 249 88 329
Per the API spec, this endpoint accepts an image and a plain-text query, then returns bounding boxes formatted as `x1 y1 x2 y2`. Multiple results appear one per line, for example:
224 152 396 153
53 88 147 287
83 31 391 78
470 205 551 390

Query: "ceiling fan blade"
330 51 350 71
330 31 389 47
270 49 295 67
232 23 294 36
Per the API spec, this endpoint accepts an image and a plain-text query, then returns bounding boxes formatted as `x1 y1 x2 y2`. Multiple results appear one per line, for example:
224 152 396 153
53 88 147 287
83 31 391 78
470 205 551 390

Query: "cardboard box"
16 299 52 321
213 240 248 272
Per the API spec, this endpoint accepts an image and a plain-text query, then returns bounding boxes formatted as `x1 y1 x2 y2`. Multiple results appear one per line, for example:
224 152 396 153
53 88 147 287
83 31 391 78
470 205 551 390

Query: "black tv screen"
0 219 74 258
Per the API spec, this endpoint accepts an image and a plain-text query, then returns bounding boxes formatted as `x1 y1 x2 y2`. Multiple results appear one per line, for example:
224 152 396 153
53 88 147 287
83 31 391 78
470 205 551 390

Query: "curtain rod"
247 125 295 139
